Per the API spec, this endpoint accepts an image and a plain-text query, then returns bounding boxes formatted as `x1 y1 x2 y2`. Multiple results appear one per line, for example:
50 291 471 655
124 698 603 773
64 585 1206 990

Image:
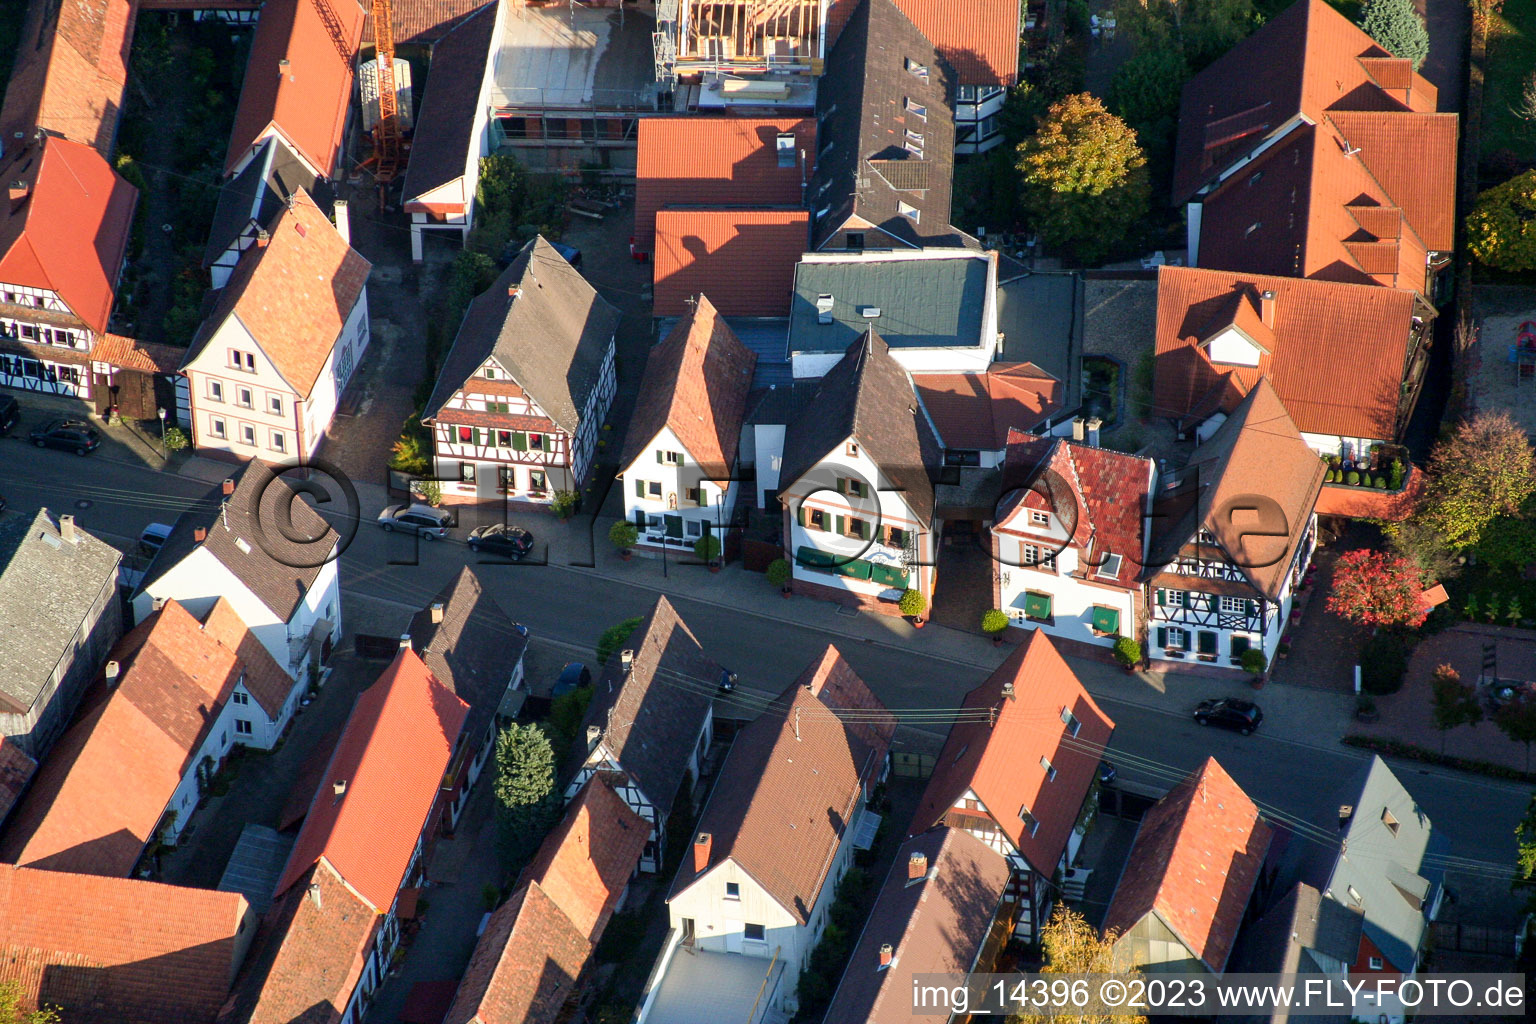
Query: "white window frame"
239 423 256 446
207 380 224 402
268 394 283 415
1219 596 1247 613
210 416 227 439
232 691 249 706
237 386 253 409
1165 626 1189 650
1060 708 1080 736
1096 553 1123 578
1040 756 1056 781
897 201 920 222
270 430 286 454
905 97 927 119
1029 510 1050 526
235 719 253 736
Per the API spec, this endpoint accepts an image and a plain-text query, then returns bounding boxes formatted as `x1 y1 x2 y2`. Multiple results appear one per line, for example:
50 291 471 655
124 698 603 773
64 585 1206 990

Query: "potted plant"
1112 636 1141 673
1240 647 1267 686
1355 694 1379 723
608 520 639 560
982 608 1010 645
767 558 792 596
1276 640 1291 661
549 489 579 520
694 535 722 571
899 588 927 627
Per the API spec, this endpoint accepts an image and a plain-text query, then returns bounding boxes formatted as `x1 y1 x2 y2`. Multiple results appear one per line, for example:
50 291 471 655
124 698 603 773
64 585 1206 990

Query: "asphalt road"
1 440 1525 875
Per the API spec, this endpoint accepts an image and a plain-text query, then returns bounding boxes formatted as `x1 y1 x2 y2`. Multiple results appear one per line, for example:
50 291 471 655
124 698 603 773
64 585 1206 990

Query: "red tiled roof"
1314 464 1425 522
275 648 469 911
201 597 297 720
0 0 136 157
913 363 1064 451
1 600 242 876
363 0 489 44
1154 264 1422 441
93 333 185 375
1102 758 1272 973
620 293 758 478
635 117 816 250
0 865 251 1024
826 0 861 48
225 0 365 178
1325 110 1458 252
892 0 1021 86
792 644 897 769
0 738 37 826
525 776 649 943
653 208 809 317
0 136 137 334
189 190 371 400
443 881 593 1024
911 631 1115 876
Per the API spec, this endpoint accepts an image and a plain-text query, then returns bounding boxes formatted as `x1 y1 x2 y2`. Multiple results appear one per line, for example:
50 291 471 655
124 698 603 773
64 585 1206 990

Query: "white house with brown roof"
620 295 757 551
182 190 371 463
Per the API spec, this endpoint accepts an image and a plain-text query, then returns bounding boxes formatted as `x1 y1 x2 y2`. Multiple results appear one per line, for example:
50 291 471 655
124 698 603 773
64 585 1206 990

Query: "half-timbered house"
423 236 619 508
561 596 718 873
1144 379 1325 672
910 630 1114 943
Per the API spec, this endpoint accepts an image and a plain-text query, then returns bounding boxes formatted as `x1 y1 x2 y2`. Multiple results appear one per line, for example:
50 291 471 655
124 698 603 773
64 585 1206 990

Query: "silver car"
376 503 452 540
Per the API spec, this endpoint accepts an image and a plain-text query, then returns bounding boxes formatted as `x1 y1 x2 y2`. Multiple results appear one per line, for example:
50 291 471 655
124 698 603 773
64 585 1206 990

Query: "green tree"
548 685 595 748
1517 792 1536 912
1113 0 1258 72
0 982 59 1024
1466 171 1536 272
596 616 643 667
1360 0 1430 70
1106 47 1189 135
493 722 555 811
1012 905 1147 1024
1495 694 1536 772
1418 412 1536 548
1430 664 1483 753
1017 94 1150 265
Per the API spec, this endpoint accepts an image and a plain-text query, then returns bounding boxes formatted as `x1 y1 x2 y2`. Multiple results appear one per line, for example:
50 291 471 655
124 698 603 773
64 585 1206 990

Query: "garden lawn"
1482 0 1536 163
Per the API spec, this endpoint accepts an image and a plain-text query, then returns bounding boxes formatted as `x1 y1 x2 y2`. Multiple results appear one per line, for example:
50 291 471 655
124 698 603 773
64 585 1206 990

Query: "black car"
30 419 100 455
468 523 535 560
0 395 18 435
554 662 592 697
1194 697 1264 735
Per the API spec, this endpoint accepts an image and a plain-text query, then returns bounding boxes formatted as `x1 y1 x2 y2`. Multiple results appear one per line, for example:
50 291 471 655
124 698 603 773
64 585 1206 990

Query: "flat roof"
492 5 657 110
997 272 1080 389
645 948 786 1024
788 251 990 354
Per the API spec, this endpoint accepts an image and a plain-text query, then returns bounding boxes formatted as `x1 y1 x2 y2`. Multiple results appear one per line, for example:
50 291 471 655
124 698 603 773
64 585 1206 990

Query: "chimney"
1260 289 1277 327
8 180 27 202
332 199 350 245
430 602 445 624
1085 416 1103 448
1338 804 1355 830
878 943 894 968
59 514 77 544
194 527 207 543
907 851 928 881
222 478 236 496
620 649 635 674
151 596 167 612
333 780 347 800
693 832 712 874
585 724 602 752
399 634 412 650
307 882 322 909
508 286 521 300
816 294 835 324
105 660 121 686
1001 680 1015 701
1071 417 1086 442
255 228 270 247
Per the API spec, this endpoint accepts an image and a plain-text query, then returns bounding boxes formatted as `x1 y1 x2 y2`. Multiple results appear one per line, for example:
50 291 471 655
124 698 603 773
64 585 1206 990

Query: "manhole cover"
74 499 93 510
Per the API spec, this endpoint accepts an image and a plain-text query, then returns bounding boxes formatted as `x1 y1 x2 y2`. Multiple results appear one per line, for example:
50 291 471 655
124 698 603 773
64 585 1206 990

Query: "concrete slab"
646 948 786 1024
492 6 657 110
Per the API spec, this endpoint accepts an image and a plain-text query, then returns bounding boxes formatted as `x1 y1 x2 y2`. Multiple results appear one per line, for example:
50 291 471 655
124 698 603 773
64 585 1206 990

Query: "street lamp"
157 407 167 454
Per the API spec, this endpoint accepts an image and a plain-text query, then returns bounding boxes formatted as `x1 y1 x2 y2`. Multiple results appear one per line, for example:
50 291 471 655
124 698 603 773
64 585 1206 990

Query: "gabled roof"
1325 110 1458 252
2 600 242 876
825 827 1010 1024
653 208 810 317
225 0 365 178
890 0 1020 86
134 462 338 624
634 117 816 250
92 333 185 375
0 508 121 718
402 3 500 205
217 859 378 1024
364 0 490 45
442 881 592 1024
524 776 649 943
788 250 994 354
1146 378 1326 600
0 135 138 333
407 566 528 746
275 649 469 910
563 596 718 819
994 432 1153 589
423 236 621 433
186 189 371 400
1173 0 1438 202
791 645 897 769
913 363 1064 451
201 597 297 721
0 737 37 826
1154 264 1423 442
912 630 1114 875
0 865 251 1024
0 0 135 156
779 330 941 522
203 137 335 269
812 0 961 248
669 665 884 924
1233 881 1363 994
1103 758 1272 974
621 295 758 478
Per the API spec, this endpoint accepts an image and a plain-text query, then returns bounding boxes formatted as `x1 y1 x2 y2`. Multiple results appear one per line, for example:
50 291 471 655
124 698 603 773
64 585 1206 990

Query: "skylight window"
905 97 927 120
905 57 929 79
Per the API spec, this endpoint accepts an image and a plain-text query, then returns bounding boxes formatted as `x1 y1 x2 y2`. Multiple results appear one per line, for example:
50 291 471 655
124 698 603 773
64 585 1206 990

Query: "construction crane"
363 0 404 206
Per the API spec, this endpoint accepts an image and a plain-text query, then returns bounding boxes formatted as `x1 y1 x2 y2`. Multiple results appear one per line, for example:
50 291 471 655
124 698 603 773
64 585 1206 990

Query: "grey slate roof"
1230 882 1358 1023
779 330 941 522
202 137 335 269
997 271 1081 388
562 596 718 819
133 462 336 623
407 566 527 746
0 509 121 715
423 236 621 434
401 3 498 202
787 252 991 354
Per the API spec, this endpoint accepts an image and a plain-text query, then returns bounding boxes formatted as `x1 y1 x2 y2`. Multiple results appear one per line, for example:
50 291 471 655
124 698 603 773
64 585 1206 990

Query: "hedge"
1342 735 1536 783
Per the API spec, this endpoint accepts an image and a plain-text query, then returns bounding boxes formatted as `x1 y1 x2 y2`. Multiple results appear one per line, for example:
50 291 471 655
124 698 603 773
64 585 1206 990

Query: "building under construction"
653 0 826 109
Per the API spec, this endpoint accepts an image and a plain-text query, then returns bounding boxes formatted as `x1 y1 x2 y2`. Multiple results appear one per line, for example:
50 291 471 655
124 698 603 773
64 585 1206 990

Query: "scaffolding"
653 0 825 83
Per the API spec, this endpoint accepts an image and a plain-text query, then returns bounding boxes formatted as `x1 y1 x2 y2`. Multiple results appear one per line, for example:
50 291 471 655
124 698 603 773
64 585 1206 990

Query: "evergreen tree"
1360 0 1430 71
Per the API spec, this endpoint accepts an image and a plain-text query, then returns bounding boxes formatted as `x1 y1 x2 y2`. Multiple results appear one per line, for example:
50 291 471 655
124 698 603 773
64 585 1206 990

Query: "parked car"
554 662 592 697
0 395 19 435
467 523 535 560
138 522 174 559
376 503 452 539
29 419 100 455
1193 697 1264 735
1098 760 1117 786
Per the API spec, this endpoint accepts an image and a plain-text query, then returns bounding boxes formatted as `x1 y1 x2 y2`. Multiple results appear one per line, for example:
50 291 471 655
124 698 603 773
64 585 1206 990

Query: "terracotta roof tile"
0 136 137 334
275 648 469 910
201 597 298 720
0 738 38 826
1103 758 1272 973
652 208 809 317
1 599 242 876
364 0 489 44
620 294 759 477
1326 110 1458 252
1154 264 1422 441
443 881 592 1024
913 363 1064 450
525 776 649 943
0 0 135 156
891 0 1020 86
226 0 365 178
92 333 185 375
0 865 252 1024
912 631 1115 875
792 644 897 768
635 118 816 251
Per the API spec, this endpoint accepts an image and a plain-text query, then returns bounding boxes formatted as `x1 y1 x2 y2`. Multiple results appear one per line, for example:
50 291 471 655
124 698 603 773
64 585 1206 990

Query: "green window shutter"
512 432 528 451
856 520 869 540
656 450 664 463
797 503 806 527
1156 589 1165 606
1198 631 1218 655
632 509 646 527
472 427 482 446
835 477 846 493
634 479 644 498
1231 635 1251 657
1091 607 1119 635
1156 627 1167 648
1246 600 1258 618
835 515 845 536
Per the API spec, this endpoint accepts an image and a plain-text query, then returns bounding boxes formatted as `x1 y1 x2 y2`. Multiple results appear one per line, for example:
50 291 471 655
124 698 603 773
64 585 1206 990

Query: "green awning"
869 562 909 588
1024 592 1052 620
833 559 872 580
796 546 839 568
1091 606 1119 635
